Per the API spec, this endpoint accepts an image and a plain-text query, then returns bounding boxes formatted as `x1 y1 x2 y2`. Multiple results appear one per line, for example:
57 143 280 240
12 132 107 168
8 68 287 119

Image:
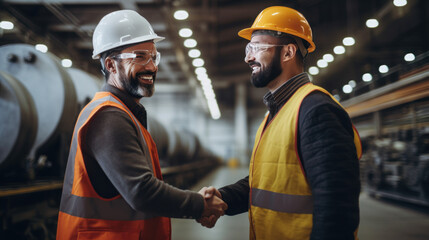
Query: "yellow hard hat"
238 6 316 53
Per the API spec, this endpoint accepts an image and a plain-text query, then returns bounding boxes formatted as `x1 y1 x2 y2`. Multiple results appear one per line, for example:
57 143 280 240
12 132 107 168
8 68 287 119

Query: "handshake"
197 186 227 228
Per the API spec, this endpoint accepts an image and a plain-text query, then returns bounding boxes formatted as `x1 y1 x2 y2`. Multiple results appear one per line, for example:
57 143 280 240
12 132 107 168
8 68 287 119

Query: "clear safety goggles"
113 50 161 66
245 42 286 56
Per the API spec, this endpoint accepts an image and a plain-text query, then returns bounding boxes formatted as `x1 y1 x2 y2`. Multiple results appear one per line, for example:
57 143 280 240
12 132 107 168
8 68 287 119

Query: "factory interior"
1 0 429 239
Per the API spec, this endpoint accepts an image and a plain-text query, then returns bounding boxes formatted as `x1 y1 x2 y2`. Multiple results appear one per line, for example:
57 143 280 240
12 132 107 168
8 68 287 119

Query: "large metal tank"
0 43 218 178
67 67 103 110
147 117 170 161
0 71 37 174
0 44 78 175
168 129 200 163
148 118 202 166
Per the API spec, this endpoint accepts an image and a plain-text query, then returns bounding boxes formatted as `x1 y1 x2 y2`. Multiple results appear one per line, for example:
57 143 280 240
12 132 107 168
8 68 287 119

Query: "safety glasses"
113 50 161 66
245 42 286 56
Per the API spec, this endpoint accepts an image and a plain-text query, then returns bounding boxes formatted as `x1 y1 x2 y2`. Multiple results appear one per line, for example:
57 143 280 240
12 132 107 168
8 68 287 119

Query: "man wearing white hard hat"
56 10 226 240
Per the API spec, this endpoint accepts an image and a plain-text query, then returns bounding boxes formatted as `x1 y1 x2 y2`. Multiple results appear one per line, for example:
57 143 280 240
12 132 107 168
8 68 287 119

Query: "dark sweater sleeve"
82 107 205 219
218 176 249 215
298 92 360 240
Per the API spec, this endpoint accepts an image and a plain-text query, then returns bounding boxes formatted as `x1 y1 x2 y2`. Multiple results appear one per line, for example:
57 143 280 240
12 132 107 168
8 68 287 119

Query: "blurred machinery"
0 44 221 239
343 64 429 206
363 129 429 203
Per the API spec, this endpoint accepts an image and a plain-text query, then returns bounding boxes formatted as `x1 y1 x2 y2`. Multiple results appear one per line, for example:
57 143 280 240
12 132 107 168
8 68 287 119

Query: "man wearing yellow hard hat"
200 6 362 240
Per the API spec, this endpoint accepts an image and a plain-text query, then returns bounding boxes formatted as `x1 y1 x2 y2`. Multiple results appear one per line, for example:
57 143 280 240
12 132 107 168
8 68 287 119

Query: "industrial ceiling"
0 0 427 119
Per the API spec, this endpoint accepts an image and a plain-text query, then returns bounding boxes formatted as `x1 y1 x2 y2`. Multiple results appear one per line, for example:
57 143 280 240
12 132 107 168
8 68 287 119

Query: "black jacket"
219 90 360 240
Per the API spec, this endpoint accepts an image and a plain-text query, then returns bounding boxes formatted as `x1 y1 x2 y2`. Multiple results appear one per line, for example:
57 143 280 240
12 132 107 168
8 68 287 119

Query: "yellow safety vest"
249 83 361 240
57 92 171 240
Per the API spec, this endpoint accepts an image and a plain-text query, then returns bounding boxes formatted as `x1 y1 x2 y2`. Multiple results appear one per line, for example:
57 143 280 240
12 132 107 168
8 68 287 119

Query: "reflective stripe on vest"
251 188 313 214
249 83 361 240
59 192 155 220
59 94 154 220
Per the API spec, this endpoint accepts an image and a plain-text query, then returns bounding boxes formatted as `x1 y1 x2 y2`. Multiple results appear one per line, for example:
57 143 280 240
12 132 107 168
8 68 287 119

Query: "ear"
104 57 117 74
282 44 297 62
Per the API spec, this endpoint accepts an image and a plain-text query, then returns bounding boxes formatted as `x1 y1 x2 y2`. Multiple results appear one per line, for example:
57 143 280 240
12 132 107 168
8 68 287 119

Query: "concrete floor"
172 166 429 240
358 193 429 239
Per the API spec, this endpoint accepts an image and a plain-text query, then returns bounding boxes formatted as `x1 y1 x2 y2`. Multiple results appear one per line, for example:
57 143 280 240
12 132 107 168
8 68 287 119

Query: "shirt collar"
102 84 148 128
263 72 311 111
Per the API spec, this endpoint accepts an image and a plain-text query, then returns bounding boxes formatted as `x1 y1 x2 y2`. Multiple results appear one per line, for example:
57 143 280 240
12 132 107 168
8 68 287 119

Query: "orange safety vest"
56 92 171 240
249 83 361 240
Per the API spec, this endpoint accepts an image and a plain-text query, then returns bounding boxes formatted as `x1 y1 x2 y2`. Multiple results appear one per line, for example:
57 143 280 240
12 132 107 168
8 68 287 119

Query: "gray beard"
137 83 155 97
118 66 155 98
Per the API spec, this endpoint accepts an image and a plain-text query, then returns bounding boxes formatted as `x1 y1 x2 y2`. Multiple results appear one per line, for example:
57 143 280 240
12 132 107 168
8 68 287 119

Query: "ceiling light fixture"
35 44 48 53
393 0 407 7
173 9 220 119
192 58 204 67
207 99 221 119
362 73 373 82
195 67 207 75
61 59 72 68
188 49 201 58
343 85 353 94
309 66 319 75
342 37 355 46
0 21 14 30
366 19 379 28
333 46 346 54
174 10 189 20
179 28 192 37
323 54 334 62
317 59 328 68
379 65 389 73
184 39 197 48
197 74 209 82
404 53 415 62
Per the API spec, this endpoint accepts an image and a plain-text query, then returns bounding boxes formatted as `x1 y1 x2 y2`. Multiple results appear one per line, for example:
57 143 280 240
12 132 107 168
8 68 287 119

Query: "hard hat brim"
237 27 254 40
238 27 315 53
92 35 165 59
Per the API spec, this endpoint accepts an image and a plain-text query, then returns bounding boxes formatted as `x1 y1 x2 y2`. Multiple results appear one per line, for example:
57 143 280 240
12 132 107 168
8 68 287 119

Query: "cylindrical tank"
0 43 218 177
0 44 78 163
147 118 188 166
0 71 37 173
148 118 204 166
147 117 170 161
172 130 200 163
67 67 103 110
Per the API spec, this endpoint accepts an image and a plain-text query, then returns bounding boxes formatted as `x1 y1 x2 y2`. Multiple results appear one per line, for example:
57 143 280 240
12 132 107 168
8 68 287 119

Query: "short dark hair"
99 44 134 81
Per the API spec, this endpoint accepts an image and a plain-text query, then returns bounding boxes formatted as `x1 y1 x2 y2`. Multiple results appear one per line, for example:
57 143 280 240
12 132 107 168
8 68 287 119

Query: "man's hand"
200 186 222 199
197 186 227 228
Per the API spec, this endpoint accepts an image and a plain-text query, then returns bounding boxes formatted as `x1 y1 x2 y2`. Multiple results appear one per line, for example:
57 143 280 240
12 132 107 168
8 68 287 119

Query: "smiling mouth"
137 74 154 84
249 63 261 74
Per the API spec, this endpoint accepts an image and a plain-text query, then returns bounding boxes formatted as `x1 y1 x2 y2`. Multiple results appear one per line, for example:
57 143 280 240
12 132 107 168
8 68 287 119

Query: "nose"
145 59 158 72
244 52 255 63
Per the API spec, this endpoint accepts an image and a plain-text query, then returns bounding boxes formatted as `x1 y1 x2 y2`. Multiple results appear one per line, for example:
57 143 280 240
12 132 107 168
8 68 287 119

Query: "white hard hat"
92 10 164 59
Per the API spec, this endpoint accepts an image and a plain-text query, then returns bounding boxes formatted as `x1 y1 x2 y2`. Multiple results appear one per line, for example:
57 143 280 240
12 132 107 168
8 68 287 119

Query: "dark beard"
250 48 282 88
118 64 155 98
